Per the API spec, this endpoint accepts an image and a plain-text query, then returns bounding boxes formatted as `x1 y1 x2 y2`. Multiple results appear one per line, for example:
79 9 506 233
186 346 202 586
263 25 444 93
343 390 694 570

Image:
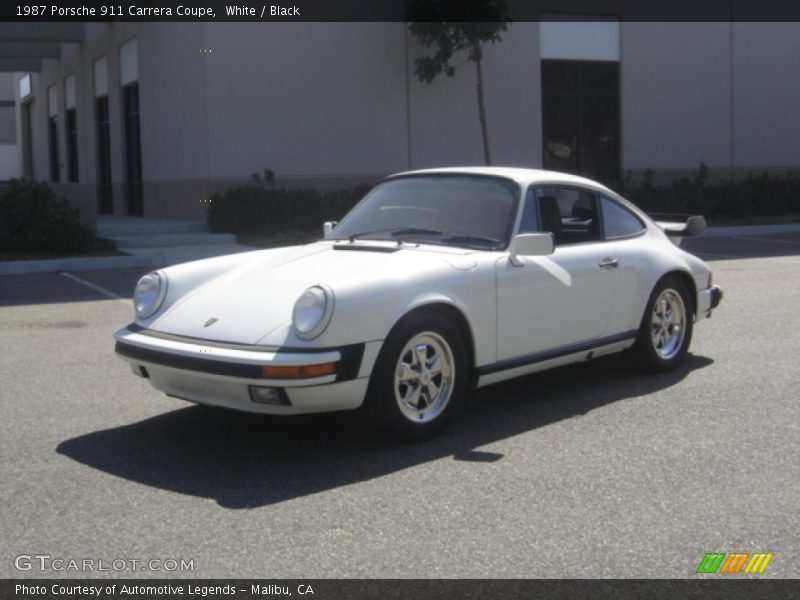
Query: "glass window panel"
601 196 645 239
519 187 540 233
541 60 579 94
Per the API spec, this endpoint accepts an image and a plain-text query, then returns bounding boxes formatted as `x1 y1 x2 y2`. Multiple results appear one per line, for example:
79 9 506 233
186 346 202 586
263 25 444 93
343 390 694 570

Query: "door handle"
598 257 619 269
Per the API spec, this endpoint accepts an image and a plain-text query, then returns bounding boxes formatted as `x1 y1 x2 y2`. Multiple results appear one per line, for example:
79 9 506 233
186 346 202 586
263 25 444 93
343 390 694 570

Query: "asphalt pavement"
1 233 799 578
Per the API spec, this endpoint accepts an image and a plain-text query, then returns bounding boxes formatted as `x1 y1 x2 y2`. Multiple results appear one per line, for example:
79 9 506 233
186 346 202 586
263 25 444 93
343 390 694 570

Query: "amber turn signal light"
262 362 337 379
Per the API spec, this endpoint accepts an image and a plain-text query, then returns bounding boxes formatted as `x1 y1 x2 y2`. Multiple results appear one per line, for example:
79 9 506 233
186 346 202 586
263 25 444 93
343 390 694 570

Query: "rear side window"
601 196 645 239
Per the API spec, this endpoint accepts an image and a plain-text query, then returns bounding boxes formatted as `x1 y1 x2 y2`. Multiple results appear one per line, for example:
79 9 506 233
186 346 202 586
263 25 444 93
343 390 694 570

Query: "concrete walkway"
0 216 256 275
96 215 255 266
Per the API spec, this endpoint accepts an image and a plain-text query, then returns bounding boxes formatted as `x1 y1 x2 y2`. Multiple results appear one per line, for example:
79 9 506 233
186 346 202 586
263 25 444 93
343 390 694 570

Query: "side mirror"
323 221 338 237
510 232 554 266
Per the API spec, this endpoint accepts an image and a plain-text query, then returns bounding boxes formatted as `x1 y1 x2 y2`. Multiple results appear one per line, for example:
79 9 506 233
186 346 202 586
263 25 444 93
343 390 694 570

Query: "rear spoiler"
649 213 707 238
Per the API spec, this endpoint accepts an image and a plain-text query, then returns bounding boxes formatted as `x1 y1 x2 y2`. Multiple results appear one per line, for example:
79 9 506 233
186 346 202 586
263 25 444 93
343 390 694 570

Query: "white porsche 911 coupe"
115 167 722 438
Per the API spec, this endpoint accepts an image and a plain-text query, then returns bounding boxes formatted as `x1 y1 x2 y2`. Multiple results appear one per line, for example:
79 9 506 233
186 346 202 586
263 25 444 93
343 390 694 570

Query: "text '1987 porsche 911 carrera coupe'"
114 167 722 439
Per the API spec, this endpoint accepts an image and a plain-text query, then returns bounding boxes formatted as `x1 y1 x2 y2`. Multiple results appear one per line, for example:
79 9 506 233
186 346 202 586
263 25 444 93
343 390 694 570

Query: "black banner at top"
2 0 800 22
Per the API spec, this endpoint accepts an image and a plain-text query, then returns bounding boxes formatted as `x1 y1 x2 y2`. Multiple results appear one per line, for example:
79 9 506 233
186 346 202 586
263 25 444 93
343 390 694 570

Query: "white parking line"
60 271 127 303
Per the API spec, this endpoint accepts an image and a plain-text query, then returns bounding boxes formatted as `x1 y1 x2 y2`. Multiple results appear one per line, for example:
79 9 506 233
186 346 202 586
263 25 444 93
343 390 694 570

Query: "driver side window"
536 186 601 245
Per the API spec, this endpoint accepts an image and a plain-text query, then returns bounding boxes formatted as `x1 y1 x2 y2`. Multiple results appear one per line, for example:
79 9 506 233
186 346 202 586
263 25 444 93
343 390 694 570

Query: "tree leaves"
405 0 509 84
407 22 508 83
405 0 509 165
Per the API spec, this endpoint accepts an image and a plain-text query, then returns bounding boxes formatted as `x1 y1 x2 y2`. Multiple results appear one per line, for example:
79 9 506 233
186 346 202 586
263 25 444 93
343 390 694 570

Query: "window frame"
518 184 649 247
517 185 541 235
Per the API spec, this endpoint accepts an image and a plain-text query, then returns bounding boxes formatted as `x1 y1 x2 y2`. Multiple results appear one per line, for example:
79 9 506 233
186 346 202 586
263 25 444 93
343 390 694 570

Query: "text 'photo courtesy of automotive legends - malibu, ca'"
114 167 723 439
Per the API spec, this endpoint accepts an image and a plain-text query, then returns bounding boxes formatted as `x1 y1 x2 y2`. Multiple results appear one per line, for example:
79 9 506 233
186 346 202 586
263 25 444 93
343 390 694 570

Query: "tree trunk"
475 52 491 166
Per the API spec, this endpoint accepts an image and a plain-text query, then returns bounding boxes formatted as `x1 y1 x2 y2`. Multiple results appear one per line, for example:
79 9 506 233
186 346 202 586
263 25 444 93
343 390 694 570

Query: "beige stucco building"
2 21 800 224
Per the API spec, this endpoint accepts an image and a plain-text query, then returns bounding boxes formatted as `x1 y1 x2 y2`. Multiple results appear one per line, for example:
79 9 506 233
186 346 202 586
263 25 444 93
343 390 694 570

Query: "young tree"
405 0 509 165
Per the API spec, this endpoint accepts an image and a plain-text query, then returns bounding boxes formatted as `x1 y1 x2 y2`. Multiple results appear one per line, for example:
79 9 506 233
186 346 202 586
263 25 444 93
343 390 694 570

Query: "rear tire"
362 312 467 441
632 275 694 372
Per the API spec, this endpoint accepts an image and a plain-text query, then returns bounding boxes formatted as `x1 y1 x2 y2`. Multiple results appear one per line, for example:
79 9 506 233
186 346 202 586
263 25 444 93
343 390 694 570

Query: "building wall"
620 22 733 178
731 22 800 172
621 21 800 181
205 23 408 178
136 23 211 218
12 22 800 222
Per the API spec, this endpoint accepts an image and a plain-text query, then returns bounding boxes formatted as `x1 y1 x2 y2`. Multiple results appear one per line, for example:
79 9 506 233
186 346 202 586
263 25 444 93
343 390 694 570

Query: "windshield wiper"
389 228 442 238
345 227 442 243
440 234 503 249
344 228 395 242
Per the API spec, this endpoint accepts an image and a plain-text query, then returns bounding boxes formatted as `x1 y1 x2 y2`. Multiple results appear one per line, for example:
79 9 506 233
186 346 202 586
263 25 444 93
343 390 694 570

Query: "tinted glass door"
122 82 143 216
48 114 59 182
96 96 113 214
542 60 620 181
66 108 78 182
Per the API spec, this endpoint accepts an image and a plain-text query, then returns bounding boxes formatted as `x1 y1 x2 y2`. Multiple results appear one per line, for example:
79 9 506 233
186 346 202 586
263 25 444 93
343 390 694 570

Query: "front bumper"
114 325 373 415
697 284 723 320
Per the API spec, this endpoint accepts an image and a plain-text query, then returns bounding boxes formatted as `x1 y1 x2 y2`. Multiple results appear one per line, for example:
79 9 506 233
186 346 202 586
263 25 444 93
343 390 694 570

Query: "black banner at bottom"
3 579 799 600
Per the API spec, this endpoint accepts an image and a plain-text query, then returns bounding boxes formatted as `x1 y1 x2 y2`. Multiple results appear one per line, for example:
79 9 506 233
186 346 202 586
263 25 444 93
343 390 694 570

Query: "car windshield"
329 175 519 250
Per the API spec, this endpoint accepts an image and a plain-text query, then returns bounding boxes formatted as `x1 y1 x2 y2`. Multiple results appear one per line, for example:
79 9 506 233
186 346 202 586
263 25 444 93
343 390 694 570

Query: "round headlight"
134 271 167 319
292 285 334 340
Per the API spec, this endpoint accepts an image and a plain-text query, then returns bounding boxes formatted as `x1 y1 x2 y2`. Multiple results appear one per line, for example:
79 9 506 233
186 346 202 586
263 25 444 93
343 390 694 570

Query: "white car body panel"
143 241 497 360
114 167 721 416
496 243 617 360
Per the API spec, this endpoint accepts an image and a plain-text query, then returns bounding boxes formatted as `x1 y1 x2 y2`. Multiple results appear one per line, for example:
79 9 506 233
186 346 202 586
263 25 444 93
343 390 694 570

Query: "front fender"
318 263 497 367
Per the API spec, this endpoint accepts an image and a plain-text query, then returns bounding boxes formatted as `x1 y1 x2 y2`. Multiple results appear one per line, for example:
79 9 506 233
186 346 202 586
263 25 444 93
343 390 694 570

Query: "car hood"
148 242 475 345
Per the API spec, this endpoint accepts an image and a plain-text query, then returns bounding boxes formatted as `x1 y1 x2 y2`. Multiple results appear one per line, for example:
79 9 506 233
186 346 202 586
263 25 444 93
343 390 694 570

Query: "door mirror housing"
510 232 554 266
323 221 338 237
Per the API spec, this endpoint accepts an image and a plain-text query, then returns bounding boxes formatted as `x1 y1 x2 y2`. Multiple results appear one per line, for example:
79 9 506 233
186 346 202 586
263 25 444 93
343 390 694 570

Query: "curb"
0 253 165 276
704 223 800 237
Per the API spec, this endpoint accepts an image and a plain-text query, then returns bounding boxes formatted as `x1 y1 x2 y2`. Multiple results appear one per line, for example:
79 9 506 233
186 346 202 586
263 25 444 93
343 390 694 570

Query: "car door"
495 185 620 362
597 194 652 336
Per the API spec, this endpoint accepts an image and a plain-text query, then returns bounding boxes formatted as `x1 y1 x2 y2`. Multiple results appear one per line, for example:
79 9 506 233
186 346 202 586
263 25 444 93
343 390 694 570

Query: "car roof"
388 166 613 192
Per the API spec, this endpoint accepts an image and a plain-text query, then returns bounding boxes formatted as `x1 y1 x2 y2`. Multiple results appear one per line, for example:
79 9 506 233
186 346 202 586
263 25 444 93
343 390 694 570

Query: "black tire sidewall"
363 312 467 440
635 276 694 372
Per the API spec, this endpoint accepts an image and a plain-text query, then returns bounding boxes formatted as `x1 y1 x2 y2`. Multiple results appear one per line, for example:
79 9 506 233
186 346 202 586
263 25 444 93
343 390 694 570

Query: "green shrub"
0 179 93 255
207 183 371 235
607 164 800 222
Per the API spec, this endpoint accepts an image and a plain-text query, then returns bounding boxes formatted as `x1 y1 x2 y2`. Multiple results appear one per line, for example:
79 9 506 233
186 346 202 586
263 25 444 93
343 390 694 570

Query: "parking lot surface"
1 233 799 578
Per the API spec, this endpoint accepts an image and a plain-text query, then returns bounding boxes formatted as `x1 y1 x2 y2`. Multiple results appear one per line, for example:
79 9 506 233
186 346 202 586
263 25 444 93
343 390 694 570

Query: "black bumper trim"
710 286 723 310
115 340 365 382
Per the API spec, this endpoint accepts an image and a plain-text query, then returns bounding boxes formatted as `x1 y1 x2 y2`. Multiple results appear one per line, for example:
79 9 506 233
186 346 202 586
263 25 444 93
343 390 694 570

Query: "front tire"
633 276 694 372
363 313 467 440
